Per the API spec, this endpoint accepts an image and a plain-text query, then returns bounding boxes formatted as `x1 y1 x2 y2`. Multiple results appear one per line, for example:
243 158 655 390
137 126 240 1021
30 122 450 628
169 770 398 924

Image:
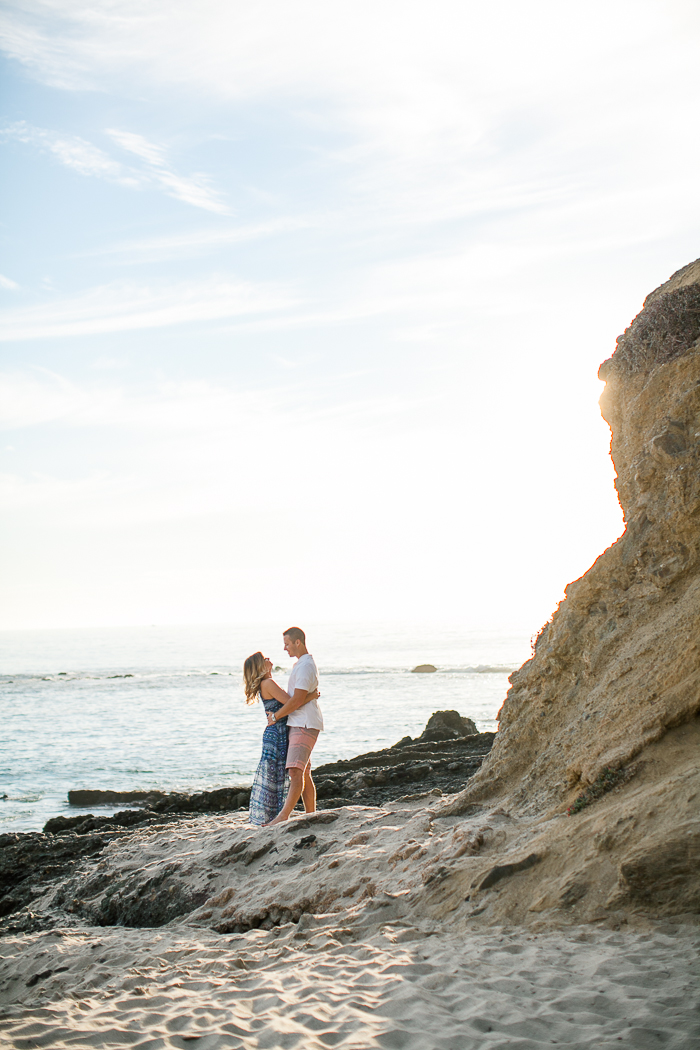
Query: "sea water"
0 623 532 833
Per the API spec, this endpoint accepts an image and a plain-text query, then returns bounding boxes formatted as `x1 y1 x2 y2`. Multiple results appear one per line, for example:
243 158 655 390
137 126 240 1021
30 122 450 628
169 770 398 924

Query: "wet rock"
65 786 252 817
148 787 251 815
312 719 494 810
417 710 479 742
44 809 173 835
0 831 112 929
53 861 209 929
67 789 166 807
411 664 437 673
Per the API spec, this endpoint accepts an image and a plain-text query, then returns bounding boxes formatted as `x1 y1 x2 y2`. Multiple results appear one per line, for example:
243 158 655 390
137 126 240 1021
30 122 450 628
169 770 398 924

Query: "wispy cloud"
0 276 299 341
76 217 313 263
0 274 20 290
1 121 229 213
105 128 229 213
1 121 137 184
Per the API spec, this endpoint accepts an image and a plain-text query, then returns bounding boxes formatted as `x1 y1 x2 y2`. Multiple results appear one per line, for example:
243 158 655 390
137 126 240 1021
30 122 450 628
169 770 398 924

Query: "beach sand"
1 803 698 1048
2 920 698 1049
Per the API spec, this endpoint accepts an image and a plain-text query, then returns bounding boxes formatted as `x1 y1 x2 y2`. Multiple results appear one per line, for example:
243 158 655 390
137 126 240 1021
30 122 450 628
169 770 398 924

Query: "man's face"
283 634 301 658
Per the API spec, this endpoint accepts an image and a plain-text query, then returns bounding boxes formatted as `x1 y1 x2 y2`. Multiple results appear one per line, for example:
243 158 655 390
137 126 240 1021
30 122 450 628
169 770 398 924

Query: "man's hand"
266 688 319 726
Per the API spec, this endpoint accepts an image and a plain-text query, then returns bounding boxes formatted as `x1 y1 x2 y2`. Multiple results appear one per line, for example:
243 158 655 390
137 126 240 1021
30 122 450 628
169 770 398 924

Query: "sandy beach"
2 919 698 1049
2 803 699 1049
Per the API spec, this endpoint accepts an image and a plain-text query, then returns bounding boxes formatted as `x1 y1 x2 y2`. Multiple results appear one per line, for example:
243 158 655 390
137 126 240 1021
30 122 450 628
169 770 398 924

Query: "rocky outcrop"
313 717 492 809
0 712 491 931
44 712 490 836
430 261 700 920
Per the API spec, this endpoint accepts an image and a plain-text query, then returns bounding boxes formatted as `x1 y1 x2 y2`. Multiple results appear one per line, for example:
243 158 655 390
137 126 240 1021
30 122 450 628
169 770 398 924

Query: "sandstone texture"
431 260 700 923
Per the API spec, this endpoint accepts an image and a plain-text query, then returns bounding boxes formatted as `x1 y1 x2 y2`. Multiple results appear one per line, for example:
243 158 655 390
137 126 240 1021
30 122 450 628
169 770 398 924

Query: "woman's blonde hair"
243 651 267 704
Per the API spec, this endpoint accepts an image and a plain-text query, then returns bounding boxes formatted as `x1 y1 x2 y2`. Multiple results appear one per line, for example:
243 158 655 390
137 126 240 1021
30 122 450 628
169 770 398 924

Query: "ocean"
0 623 531 834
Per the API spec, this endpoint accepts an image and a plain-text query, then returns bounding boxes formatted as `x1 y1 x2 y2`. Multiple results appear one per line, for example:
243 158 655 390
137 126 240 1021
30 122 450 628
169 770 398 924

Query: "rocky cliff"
430 260 700 922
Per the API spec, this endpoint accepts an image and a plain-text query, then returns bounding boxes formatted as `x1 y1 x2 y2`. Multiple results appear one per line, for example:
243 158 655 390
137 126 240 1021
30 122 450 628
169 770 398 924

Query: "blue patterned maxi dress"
248 698 289 825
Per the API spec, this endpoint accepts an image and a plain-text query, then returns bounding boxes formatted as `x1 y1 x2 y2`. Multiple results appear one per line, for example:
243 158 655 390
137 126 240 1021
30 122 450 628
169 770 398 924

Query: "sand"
1 916 698 1048
1 803 699 1049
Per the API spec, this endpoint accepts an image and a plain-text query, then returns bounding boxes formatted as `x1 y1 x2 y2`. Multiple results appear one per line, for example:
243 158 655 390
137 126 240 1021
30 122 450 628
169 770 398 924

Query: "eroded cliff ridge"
430 260 700 920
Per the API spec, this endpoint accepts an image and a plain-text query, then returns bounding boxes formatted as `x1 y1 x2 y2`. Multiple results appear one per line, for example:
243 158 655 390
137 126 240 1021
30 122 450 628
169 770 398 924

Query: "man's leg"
266 768 304 825
301 763 316 813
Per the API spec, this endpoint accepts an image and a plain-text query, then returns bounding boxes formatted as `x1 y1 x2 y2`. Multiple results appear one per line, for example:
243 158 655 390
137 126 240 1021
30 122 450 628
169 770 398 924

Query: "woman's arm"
260 678 318 707
267 687 313 723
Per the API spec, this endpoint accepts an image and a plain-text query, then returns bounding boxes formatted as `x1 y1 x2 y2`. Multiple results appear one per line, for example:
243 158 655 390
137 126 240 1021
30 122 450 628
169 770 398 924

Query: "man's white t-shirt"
287 653 324 730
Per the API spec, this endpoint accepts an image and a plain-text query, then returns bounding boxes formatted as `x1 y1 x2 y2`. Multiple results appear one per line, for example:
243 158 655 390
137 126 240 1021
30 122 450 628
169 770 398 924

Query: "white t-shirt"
287 653 324 730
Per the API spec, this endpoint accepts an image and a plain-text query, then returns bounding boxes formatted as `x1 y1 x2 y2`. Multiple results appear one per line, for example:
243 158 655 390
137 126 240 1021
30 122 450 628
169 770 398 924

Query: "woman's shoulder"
259 678 276 698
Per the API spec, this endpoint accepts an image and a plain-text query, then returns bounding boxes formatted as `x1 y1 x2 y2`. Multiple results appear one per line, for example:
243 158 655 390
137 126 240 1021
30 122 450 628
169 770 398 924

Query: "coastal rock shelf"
0 712 493 932
38 710 489 834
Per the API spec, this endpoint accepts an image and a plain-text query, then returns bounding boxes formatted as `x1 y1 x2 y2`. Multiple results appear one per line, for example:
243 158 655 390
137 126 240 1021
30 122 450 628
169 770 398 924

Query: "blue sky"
1 0 699 632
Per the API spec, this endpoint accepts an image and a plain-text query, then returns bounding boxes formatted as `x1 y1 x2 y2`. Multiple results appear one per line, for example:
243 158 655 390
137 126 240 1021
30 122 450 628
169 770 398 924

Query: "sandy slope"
1 802 699 1048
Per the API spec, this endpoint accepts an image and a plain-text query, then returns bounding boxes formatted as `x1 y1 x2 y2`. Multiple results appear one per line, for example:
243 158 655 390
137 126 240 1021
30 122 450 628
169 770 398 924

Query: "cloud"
1 121 229 212
0 275 298 341
77 217 314 263
105 128 229 213
1 120 136 183
2 1 697 240
0 274 19 290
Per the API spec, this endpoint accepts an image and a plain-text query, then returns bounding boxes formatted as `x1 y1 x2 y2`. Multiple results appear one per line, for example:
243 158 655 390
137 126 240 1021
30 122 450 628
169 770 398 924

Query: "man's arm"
267 688 310 724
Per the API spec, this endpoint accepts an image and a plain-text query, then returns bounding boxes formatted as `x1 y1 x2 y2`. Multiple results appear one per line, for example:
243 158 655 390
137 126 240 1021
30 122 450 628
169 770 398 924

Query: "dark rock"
0 830 113 928
474 852 542 892
68 789 166 807
44 809 165 835
411 664 437 673
417 710 479 742
148 787 250 815
52 862 209 929
312 718 495 811
293 835 317 850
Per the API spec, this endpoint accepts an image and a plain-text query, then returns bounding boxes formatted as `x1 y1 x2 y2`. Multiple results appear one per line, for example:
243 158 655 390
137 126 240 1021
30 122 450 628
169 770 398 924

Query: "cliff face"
430 261 700 922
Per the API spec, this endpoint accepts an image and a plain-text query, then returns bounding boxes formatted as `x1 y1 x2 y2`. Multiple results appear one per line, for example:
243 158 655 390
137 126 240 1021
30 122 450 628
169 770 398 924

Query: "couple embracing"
243 627 323 826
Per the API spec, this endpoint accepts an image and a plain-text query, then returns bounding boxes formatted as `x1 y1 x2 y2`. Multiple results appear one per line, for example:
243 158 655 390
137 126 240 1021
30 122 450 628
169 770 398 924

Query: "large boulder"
417 710 478 742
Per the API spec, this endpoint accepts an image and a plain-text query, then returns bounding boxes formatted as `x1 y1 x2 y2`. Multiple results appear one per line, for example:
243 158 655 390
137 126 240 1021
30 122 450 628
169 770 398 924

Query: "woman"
243 651 319 826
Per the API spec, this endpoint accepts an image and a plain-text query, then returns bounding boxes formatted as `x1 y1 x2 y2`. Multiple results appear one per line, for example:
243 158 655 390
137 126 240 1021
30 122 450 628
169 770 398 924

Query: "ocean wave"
0 669 238 684
320 664 517 676
0 664 517 686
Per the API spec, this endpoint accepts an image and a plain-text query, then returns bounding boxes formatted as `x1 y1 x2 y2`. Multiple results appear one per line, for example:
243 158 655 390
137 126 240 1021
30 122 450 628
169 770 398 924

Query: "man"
264 626 324 825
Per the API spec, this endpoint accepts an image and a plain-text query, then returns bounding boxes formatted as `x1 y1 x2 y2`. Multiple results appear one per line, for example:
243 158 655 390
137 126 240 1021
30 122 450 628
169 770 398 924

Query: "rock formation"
430 260 700 921
0 713 492 931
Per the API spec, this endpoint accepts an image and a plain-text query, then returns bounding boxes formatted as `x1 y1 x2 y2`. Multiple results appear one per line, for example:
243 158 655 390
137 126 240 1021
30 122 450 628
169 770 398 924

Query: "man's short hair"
283 626 306 644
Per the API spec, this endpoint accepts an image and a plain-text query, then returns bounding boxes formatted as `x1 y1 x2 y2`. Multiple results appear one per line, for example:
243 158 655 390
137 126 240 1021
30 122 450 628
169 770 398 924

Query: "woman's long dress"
248 698 289 825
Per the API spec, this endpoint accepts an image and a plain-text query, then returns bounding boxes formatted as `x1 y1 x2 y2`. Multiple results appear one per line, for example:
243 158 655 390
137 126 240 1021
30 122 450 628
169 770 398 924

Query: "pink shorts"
286 727 320 770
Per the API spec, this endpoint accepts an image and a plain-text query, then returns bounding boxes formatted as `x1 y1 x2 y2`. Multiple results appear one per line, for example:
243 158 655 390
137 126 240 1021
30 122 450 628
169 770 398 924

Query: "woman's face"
262 656 273 676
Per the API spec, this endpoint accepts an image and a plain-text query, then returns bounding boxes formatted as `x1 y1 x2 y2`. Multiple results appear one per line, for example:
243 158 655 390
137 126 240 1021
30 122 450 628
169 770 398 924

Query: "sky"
1 0 699 634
